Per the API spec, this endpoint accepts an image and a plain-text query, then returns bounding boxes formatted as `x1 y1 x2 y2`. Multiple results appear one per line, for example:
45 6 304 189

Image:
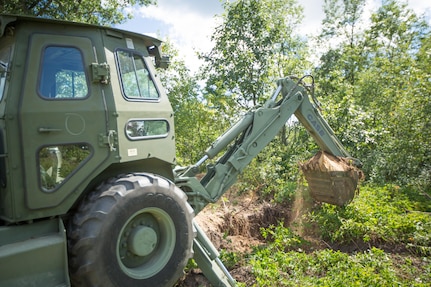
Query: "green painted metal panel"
0 218 69 286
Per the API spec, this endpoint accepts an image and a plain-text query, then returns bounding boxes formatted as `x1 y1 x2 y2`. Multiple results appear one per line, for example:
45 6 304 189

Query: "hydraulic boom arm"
176 76 358 213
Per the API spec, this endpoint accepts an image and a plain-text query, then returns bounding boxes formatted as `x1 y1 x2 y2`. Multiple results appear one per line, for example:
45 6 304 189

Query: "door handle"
38 127 63 133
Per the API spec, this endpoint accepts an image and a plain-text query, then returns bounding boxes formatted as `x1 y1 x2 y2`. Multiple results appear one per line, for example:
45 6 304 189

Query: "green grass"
246 247 430 287
310 184 431 255
234 184 431 286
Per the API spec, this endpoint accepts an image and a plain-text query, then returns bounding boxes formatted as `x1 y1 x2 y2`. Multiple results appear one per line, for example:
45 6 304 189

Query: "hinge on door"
91 62 110 84
99 130 117 151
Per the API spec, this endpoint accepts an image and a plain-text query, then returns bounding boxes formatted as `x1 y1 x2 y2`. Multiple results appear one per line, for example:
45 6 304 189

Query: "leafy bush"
309 184 431 255
260 222 308 252
219 249 244 269
250 228 431 287
250 242 431 286
237 129 317 203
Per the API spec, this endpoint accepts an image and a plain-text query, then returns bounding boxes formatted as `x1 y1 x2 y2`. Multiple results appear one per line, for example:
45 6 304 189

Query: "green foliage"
219 249 244 269
2 0 156 25
310 185 431 255
237 125 317 203
158 40 228 165
238 150 296 202
201 0 308 111
231 183 431 286
250 246 431 287
314 0 431 191
249 219 431 286
259 222 308 252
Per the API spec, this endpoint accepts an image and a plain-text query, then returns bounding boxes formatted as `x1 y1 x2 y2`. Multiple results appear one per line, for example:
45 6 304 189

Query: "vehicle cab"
0 15 175 223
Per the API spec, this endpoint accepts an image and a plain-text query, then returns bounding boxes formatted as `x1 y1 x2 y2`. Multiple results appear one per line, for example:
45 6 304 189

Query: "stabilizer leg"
192 221 236 287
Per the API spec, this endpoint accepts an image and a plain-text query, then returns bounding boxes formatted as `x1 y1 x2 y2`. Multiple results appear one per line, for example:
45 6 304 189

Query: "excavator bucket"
300 151 364 206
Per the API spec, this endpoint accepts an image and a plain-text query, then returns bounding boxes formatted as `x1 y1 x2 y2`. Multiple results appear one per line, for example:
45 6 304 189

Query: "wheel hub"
128 226 158 256
117 207 177 279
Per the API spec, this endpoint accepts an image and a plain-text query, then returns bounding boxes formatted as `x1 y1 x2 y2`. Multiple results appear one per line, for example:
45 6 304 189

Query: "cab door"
19 33 110 209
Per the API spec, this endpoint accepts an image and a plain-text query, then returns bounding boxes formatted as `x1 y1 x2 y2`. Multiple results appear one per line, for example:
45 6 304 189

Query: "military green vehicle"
0 15 362 287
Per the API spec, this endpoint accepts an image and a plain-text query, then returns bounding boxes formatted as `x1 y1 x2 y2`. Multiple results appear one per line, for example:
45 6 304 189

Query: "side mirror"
156 56 170 69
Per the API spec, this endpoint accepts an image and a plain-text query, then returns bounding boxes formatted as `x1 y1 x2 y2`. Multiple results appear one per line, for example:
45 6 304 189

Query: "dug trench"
175 188 303 287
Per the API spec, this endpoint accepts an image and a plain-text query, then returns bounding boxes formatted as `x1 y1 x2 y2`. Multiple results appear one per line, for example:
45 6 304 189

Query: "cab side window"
39 46 88 99
39 144 91 191
116 50 159 100
0 43 12 101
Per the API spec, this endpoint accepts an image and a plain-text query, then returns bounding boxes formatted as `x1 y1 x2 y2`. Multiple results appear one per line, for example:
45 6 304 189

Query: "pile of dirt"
195 195 290 254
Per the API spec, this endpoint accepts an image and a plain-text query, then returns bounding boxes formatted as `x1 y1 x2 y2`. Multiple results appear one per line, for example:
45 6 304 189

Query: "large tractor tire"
68 173 194 287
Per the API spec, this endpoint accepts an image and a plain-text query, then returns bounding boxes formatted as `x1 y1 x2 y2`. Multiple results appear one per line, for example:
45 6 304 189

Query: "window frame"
115 48 160 102
125 118 170 141
37 143 93 192
37 45 90 100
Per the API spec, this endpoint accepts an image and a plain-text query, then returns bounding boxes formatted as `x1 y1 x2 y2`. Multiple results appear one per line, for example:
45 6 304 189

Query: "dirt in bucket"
300 151 364 206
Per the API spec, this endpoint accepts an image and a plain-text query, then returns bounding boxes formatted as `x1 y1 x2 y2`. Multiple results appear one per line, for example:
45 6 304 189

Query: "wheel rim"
117 207 176 279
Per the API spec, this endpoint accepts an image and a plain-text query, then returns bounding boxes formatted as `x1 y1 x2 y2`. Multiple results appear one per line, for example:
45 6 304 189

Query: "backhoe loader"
0 15 362 287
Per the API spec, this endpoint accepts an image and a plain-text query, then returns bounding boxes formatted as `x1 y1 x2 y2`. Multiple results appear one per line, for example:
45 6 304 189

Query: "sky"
118 0 431 73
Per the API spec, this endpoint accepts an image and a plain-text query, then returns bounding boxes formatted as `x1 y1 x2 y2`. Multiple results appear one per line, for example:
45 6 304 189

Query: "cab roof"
0 14 164 62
